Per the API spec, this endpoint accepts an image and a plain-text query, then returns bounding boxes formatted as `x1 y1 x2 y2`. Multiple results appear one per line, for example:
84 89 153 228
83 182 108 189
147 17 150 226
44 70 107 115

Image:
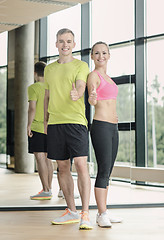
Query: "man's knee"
57 160 70 173
74 157 88 174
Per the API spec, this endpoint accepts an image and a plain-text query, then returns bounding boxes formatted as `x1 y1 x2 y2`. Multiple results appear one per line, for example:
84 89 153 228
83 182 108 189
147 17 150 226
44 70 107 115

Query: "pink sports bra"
94 71 118 101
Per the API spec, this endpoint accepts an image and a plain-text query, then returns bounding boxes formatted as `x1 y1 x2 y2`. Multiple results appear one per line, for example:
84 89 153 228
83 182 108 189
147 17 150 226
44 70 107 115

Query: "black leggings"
90 120 119 189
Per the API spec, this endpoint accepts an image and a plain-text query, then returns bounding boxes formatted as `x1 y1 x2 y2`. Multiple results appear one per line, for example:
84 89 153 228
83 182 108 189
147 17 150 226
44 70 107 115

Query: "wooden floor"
0 208 164 240
0 168 164 208
0 168 164 239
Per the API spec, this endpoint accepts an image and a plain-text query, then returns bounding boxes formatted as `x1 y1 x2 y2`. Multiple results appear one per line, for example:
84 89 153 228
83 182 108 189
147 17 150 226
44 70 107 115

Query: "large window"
47 4 81 57
0 32 7 167
0 32 8 66
147 38 164 168
146 0 164 36
91 0 134 44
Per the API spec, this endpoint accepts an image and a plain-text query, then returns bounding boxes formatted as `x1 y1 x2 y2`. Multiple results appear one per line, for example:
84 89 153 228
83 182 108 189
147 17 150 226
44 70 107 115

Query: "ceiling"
0 0 91 33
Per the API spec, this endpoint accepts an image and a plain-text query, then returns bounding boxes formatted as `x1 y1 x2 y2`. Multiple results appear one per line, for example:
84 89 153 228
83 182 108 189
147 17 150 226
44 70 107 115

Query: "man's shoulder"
45 61 58 72
73 58 88 67
28 82 35 90
73 58 88 68
28 82 44 91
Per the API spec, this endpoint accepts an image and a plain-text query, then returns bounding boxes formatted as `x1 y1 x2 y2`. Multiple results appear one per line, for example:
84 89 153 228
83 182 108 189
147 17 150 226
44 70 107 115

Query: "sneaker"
58 189 64 198
96 211 123 223
109 216 123 223
30 190 52 200
79 211 93 230
96 211 112 228
73 193 80 199
51 208 80 225
58 189 80 199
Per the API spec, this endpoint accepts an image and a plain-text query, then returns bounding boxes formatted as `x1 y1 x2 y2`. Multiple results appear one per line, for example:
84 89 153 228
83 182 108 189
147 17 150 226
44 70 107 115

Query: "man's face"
56 33 76 57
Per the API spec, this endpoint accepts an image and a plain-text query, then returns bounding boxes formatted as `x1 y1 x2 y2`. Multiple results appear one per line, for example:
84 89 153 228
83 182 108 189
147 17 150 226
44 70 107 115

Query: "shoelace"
61 208 70 217
80 211 89 221
38 190 43 194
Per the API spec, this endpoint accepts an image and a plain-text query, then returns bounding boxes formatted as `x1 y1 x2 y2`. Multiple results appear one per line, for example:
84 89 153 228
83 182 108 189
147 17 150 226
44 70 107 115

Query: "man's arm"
70 80 86 101
27 101 36 137
44 89 50 134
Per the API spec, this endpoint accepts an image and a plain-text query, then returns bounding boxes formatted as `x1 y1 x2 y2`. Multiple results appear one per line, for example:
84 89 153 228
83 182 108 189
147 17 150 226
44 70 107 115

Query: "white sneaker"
96 211 112 228
109 216 123 223
96 211 123 223
58 189 80 199
58 189 64 198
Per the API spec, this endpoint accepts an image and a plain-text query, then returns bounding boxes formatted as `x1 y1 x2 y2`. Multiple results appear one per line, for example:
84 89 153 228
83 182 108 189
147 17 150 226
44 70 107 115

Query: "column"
14 22 35 173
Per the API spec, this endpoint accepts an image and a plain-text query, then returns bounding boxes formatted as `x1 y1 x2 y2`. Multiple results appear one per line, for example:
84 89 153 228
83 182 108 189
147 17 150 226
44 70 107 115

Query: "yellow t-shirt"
28 82 45 133
44 58 89 126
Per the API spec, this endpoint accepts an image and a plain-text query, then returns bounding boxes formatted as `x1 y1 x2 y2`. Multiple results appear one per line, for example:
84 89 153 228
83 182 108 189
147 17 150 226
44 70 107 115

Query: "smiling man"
44 28 92 230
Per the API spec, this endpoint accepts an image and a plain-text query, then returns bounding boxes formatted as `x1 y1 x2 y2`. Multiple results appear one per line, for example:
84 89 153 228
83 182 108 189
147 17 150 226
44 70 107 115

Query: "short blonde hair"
56 28 74 40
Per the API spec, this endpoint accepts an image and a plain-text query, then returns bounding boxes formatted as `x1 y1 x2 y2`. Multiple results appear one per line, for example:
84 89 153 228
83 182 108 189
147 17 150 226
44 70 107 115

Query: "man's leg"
45 155 53 190
34 152 50 192
57 159 76 212
74 156 93 229
74 156 91 211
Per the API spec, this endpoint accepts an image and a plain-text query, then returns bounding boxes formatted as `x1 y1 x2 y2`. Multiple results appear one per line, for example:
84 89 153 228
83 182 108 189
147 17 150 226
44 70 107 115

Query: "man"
44 28 92 230
27 61 53 200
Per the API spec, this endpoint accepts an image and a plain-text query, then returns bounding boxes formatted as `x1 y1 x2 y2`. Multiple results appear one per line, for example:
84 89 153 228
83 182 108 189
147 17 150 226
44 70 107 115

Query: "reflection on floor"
0 208 164 240
0 168 164 208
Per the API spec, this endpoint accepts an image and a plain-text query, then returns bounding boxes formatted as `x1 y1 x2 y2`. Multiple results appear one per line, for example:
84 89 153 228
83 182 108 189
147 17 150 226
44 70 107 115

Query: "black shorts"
47 124 89 160
28 131 47 153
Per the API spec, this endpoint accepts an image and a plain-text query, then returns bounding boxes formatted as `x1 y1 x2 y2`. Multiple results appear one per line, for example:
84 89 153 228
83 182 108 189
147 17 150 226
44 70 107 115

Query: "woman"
87 41 121 228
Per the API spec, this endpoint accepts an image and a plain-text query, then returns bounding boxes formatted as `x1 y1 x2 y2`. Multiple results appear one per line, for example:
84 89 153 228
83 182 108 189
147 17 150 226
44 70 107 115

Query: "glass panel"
0 32 8 66
47 4 81 56
146 0 164 36
91 0 134 44
0 67 7 166
109 44 135 77
116 131 135 166
147 38 164 168
117 83 135 123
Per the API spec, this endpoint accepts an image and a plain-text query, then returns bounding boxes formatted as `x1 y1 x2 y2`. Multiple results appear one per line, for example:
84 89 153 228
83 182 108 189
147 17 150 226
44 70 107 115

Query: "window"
116 131 135 166
146 0 164 36
91 0 134 44
117 83 135 123
0 32 8 66
0 67 7 166
47 4 81 56
147 38 164 168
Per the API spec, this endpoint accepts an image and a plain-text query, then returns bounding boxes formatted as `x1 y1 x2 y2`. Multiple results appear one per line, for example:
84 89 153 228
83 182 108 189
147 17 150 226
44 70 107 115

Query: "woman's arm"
87 72 98 106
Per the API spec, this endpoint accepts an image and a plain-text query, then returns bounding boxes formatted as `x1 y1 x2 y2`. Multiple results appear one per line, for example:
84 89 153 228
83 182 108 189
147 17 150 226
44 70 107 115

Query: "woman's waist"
94 110 118 124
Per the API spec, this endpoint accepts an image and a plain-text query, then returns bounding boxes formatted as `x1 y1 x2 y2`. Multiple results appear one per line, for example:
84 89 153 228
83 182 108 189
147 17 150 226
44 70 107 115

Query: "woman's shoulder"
88 70 98 78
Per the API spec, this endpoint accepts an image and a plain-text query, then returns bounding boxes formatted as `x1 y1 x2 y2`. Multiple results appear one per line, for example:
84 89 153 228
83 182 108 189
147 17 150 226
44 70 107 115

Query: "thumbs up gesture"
70 83 79 101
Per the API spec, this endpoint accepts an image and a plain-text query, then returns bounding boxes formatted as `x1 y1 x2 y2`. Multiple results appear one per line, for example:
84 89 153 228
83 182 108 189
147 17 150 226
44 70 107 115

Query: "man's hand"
27 126 33 137
70 83 79 101
44 121 48 135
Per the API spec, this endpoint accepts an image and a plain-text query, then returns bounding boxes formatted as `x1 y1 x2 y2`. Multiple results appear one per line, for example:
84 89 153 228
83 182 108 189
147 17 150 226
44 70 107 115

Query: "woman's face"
91 44 110 67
